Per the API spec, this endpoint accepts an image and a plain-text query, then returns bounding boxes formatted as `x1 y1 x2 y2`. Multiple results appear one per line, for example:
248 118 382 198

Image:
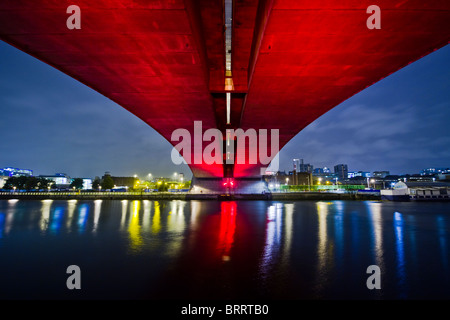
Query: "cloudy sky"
0 41 449 179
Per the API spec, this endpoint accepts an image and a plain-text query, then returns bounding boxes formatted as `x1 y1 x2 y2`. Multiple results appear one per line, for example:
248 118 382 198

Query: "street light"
370 179 375 189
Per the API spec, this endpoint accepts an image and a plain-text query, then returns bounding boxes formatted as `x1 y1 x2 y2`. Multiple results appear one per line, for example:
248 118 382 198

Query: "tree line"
2 176 85 191
2 175 191 192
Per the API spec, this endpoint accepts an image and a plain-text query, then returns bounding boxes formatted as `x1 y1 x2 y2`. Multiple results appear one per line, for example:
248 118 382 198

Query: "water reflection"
166 201 186 257
128 201 142 253
40 200 53 232
281 203 293 267
0 213 5 238
218 201 237 262
351 208 360 266
334 201 345 266
366 202 384 270
168 201 186 233
394 211 406 297
4 199 19 235
67 200 77 230
190 201 202 230
259 203 283 278
316 202 333 290
49 207 64 234
405 214 418 283
142 200 151 231
0 199 449 299
437 216 448 274
93 200 102 232
152 201 161 234
120 200 128 230
77 204 89 233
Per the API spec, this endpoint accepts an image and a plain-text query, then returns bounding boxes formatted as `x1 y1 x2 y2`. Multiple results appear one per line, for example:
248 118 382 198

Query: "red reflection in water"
218 201 237 261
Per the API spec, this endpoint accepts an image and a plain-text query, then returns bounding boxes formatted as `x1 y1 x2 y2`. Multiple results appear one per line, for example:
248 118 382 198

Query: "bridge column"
190 177 268 194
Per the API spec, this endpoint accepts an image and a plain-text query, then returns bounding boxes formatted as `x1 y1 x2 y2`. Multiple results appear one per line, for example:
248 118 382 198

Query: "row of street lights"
283 177 340 186
133 172 184 182
284 176 379 189
7 173 185 193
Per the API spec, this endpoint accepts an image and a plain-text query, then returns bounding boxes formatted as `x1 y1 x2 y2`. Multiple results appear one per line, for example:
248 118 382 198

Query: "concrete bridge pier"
190 177 269 194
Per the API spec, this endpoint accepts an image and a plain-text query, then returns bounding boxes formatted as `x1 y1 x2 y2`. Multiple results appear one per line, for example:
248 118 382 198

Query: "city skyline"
1 41 449 178
1 162 447 182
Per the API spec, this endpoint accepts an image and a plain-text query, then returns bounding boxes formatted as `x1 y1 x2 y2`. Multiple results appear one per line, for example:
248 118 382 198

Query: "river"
0 199 449 300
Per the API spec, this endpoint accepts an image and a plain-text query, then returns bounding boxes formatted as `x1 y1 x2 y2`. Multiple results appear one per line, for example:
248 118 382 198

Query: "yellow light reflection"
93 200 102 233
152 201 161 234
142 200 151 231
66 200 77 230
281 203 294 266
120 200 128 230
128 201 143 252
5 199 18 234
166 201 186 257
167 201 185 233
190 201 202 230
184 201 202 251
367 202 384 269
316 201 334 287
40 200 53 232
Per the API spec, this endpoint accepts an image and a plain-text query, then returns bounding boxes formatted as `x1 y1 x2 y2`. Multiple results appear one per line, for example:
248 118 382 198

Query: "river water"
0 199 449 300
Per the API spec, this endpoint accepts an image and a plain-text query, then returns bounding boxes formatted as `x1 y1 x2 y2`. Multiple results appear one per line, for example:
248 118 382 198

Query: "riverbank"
0 191 381 201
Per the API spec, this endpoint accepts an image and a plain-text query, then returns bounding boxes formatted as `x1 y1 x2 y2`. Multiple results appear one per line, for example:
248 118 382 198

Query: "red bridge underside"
1 0 449 178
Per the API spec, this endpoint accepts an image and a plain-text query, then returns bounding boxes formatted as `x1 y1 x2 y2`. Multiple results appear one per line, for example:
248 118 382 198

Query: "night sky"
1 41 449 179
